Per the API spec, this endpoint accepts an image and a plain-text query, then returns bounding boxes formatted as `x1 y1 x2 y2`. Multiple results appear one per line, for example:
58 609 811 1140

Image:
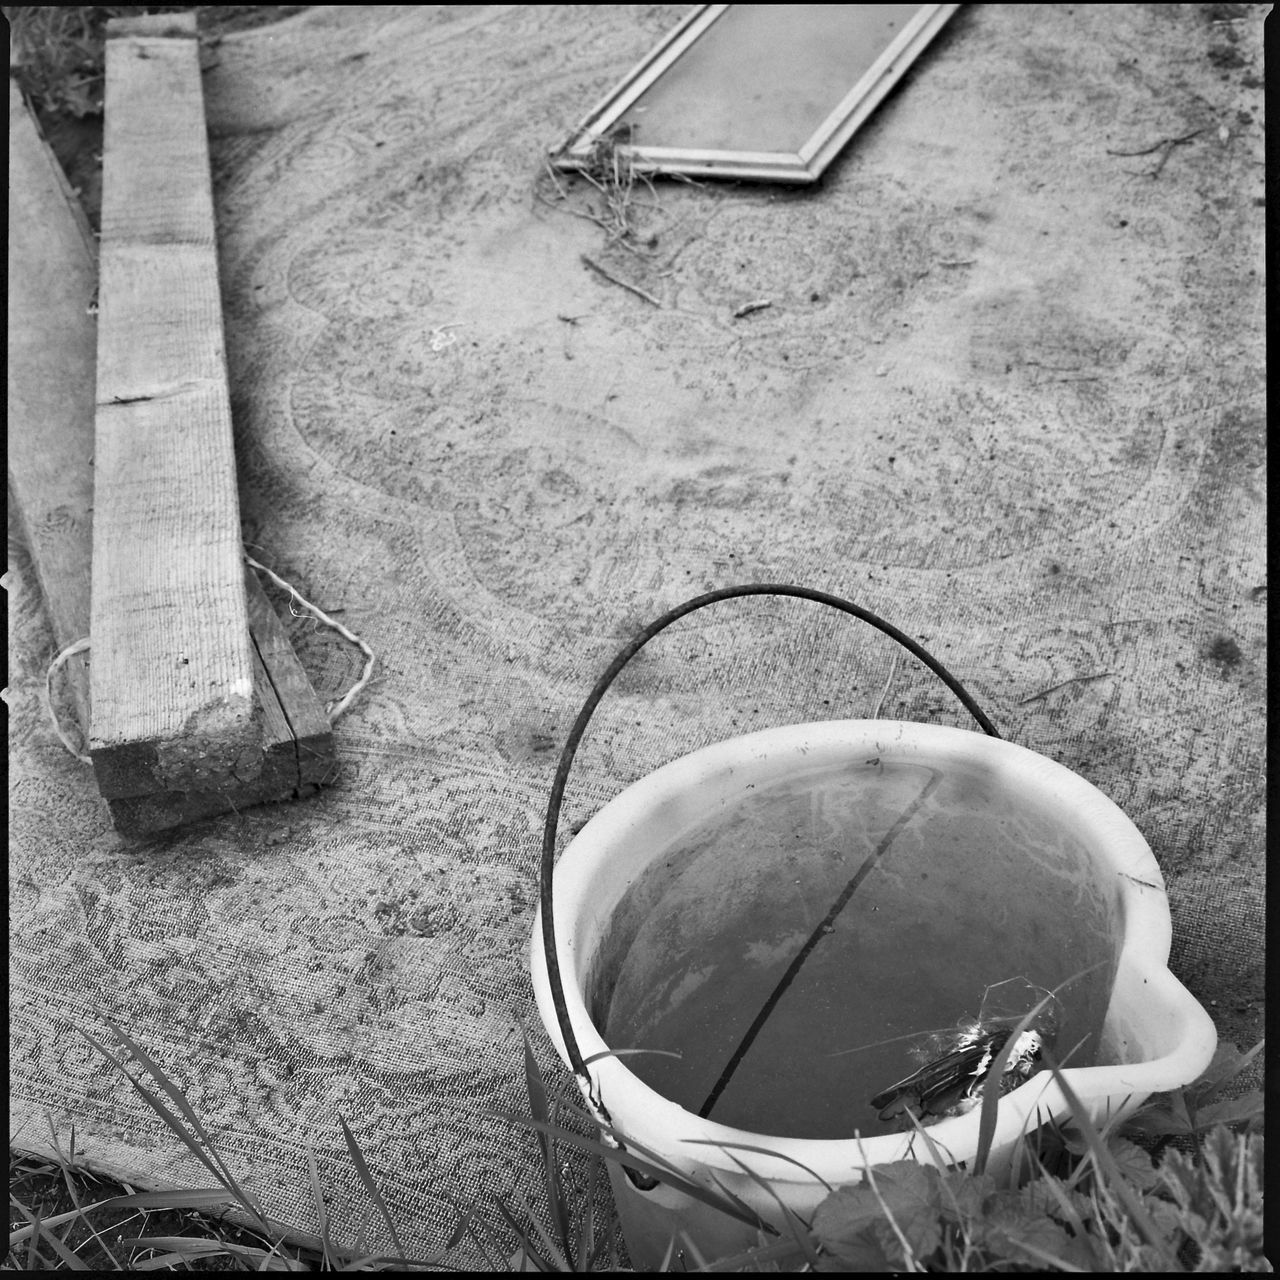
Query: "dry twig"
579 254 661 307
1018 672 1114 705
1106 128 1205 178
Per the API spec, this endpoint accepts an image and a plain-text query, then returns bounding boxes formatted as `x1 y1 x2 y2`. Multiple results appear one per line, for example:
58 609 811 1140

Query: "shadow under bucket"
530 587 1216 1269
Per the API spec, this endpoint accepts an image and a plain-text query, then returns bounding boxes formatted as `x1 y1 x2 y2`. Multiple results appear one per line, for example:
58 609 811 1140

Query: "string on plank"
243 555 375 719
42 557 375 762
44 636 93 764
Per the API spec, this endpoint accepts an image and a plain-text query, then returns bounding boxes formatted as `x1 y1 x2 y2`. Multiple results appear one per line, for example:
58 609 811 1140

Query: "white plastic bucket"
529 589 1217 1268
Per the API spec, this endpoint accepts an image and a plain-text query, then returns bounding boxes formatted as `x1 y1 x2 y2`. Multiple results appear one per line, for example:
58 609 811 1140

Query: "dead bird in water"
867 977 1063 1124
870 1021 1049 1123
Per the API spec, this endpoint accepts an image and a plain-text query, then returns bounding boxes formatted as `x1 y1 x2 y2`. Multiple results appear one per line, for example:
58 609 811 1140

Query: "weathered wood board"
10 74 337 834
7 80 97 735
89 11 264 800
105 567 338 836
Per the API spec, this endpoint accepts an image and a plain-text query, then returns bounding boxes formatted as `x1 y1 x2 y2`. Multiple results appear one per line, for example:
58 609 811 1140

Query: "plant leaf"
1192 1091 1265 1131
935 1170 996 1224
811 1163 942 1269
716 1150 822 1268
305 1147 338 1271
811 1182 887 1253
490 1190 559 1272
520 1026 572 1268
682 1139 834 1193
338 1115 408 1261
81 1026 267 1230
11 1210 90 1271
972 976 1086 1175
1104 1136 1160 1190
486 1108 771 1231
1040 1047 1180 1270
982 1212 1080 1269
865 1163 943 1261
1187 1039 1264 1100
121 1237 307 1272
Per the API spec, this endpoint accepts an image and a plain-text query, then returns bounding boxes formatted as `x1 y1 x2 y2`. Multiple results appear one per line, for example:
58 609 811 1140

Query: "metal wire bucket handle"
537 584 999 1162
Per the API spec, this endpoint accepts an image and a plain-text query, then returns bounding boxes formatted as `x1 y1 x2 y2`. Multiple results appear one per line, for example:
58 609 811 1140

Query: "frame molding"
552 4 961 183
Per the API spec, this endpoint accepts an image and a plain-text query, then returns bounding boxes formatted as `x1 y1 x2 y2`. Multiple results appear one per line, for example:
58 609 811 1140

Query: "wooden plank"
106 569 338 836
89 12 265 800
7 81 97 732
243 569 336 788
10 55 337 834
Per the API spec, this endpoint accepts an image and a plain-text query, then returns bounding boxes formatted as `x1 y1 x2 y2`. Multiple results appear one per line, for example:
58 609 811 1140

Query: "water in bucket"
592 754 1118 1140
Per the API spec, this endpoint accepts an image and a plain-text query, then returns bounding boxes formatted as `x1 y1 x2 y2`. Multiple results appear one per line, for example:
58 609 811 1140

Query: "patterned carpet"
9 4 1264 1260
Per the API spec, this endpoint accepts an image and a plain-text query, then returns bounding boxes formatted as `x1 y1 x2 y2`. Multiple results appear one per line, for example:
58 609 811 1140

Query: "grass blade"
131 1251 227 1271
853 1138 922 1272
698 1234 829 1272
606 1126 776 1233
114 1188 239 1210
521 1026 573 1267
10 1201 103 1246
677 1228 710 1270
1041 1046 1180 1270
513 1187 574 1272
681 1139 834 1194
80 1027 268 1230
973 964 1104 1175
6 1187 234 1248
24 1210 45 1271
717 1149 820 1268
489 1191 559 1271
119 1235 227 1256
102 1019 269 1221
121 1237 307 1271
337 1115 406 1261
1011 1239 1087 1273
486 1109 772 1232
305 1148 338 1270
9 1203 89 1271
43 1115 125 1271
580 1048 684 1066
440 1191 508 1269
102 1024 228 1165
902 1106 958 1173
973 995 1055 1176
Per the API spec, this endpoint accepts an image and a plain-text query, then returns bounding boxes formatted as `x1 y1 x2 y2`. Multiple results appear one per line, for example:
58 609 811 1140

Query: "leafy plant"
9 1025 1268 1271
1121 1038 1264 1150
494 1037 1269 1272
6 6 186 118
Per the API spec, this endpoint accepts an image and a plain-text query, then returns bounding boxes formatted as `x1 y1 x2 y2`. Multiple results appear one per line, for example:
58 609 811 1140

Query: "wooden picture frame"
552 4 961 184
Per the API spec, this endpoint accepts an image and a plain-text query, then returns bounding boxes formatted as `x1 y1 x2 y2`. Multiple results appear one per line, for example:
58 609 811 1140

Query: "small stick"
541 158 572 200
732 299 772 319
1106 128 1205 158
579 254 660 307
1019 672 1114 706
